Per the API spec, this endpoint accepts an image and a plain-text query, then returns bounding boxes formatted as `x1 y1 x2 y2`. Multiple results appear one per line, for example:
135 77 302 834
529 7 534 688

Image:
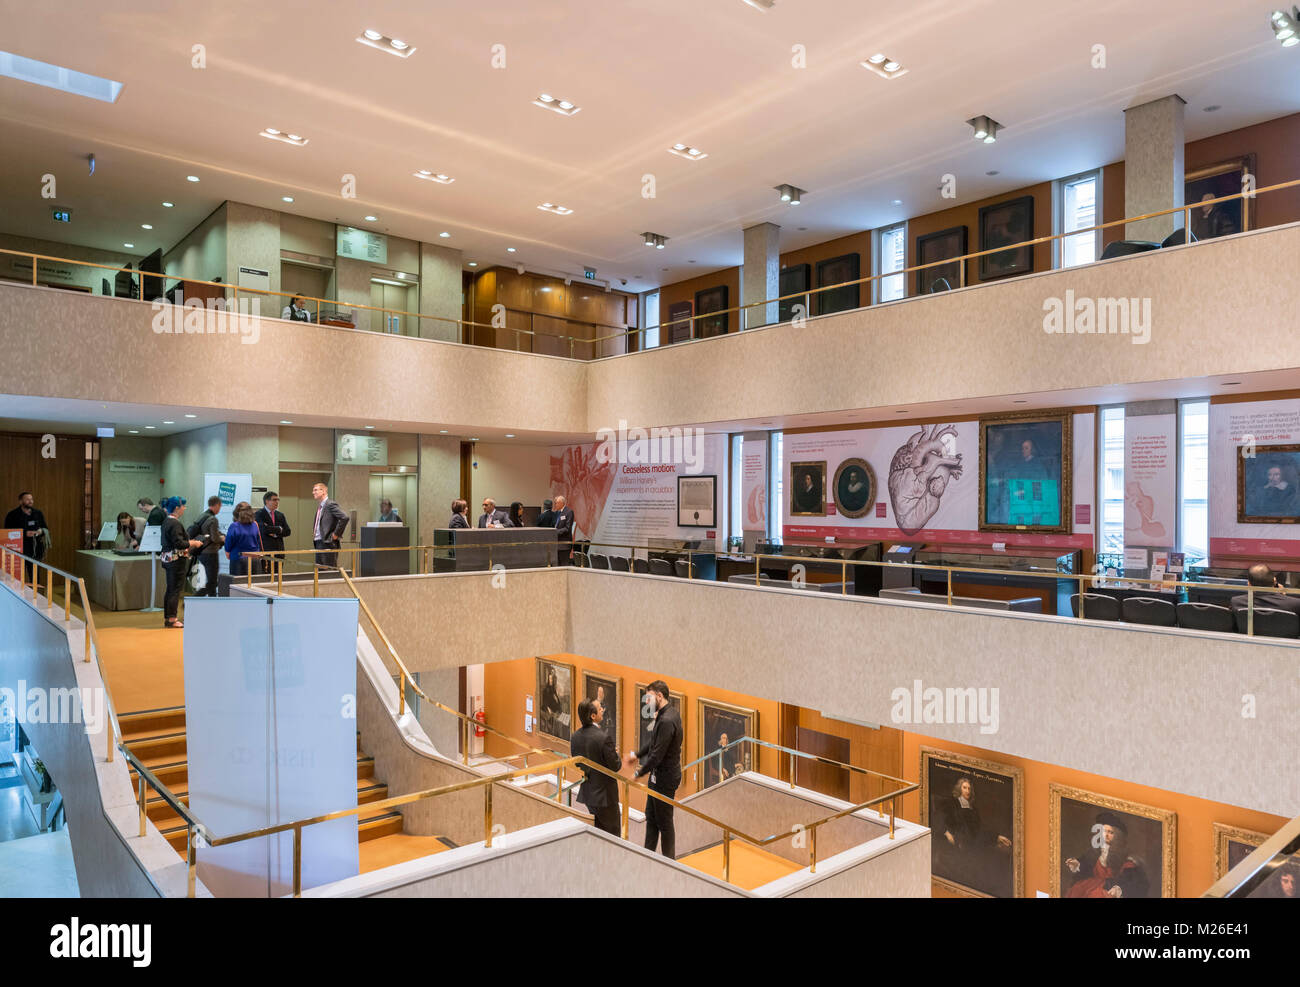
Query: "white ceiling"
0 0 1296 293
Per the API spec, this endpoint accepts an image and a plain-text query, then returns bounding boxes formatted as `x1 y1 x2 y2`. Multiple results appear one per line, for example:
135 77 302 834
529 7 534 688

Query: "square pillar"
742 222 780 329
1123 95 1185 243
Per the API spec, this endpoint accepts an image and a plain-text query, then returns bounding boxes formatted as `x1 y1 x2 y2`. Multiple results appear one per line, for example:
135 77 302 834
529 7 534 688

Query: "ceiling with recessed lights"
0 0 1295 293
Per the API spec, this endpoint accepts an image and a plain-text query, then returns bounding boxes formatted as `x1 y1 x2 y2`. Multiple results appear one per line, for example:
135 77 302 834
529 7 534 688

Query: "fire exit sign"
51 208 71 223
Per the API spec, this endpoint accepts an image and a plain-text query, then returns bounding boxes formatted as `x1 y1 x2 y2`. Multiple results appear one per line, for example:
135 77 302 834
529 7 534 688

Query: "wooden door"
794 726 851 801
0 433 95 574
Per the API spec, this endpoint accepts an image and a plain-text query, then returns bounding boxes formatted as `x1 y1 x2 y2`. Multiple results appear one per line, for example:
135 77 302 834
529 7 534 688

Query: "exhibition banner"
204 473 252 575
1122 412 1177 548
184 596 360 897
781 416 1094 548
1209 398 1300 558
548 433 728 548
741 437 768 532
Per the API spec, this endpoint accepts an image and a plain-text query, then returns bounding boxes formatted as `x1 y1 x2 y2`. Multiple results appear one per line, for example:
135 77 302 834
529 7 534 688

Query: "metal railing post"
64 575 71 622
138 774 147 837
621 785 630 840
722 829 731 883
187 827 197 898
1247 587 1255 636
810 824 818 873
946 567 953 606
292 825 302 897
789 751 795 789
484 782 494 846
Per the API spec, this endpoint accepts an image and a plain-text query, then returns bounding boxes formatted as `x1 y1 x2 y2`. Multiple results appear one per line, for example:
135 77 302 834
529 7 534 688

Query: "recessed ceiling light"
186 175 199 182
667 144 708 161
505 434 516 438
439 231 450 238
414 170 455 184
468 261 478 267
162 420 175 425
538 203 573 215
1203 105 1221 112
141 223 152 229
128 429 139 434
470 437 480 442
892 199 902 205
439 429 448 434
867 53 886 64
967 115 1002 143
261 128 309 146
365 424 375 429
741 0 776 8
356 31 417 57
533 94 580 116
506 247 516 252
162 201 174 208
862 55 907 79
123 242 134 248
144 425 156 429
364 215 377 221
280 420 294 424
282 195 294 202
184 413 197 418
774 183 804 205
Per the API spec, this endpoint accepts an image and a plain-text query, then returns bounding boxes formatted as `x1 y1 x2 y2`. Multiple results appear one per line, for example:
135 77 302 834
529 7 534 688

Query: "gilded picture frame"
1213 822 1270 881
1235 442 1300 524
1049 783 1176 898
534 657 576 749
790 460 827 517
979 409 1073 534
697 697 757 791
581 670 622 753
832 457 877 520
919 747 1024 898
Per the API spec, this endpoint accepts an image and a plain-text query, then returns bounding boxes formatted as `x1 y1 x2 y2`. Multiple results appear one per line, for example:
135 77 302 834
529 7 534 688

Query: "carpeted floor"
678 840 801 890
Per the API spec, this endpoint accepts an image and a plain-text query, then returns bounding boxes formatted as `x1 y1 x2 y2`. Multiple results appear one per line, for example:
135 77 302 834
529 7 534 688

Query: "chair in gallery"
1175 602 1234 632
1160 228 1197 248
632 557 649 574
674 559 695 579
649 558 673 577
610 555 629 572
1070 593 1121 621
1099 240 1160 260
1121 596 1177 626
1234 605 1300 639
572 551 589 568
589 553 610 570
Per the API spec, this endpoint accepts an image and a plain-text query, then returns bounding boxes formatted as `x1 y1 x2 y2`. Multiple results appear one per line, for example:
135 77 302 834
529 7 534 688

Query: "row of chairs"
573 552 696 578
1070 593 1300 638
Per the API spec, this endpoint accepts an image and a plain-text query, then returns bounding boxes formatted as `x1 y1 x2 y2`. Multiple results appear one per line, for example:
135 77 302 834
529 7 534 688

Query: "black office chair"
610 554 629 572
649 558 673 577
1099 240 1160 260
589 553 610 570
1070 593 1121 621
674 559 695 579
632 557 649 574
101 278 112 296
1234 605 1300 639
929 277 953 293
1121 596 1177 627
1161 228 1197 248
1176 602 1234 632
571 551 589 568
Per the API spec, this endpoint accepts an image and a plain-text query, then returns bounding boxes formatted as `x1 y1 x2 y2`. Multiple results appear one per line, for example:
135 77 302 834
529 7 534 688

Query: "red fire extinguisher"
474 708 486 738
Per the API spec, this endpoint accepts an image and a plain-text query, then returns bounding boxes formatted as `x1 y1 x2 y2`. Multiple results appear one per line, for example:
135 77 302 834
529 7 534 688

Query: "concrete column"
1123 95 1185 242
334 257 373 328
225 423 280 493
419 243 463 343
742 222 780 329
418 434 462 541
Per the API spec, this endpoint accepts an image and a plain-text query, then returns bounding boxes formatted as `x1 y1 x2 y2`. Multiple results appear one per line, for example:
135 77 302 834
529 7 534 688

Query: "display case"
912 544 1081 615
726 540 883 596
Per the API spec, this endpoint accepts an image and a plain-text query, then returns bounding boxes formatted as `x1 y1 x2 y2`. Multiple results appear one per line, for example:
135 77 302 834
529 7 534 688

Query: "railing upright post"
621 784 629 840
810 824 818 874
722 829 731 883
292 825 302 898
187 827 196 898
789 751 795 789
138 774 147 837
47 565 54 611
313 565 319 598
842 560 847 596
946 567 953 606
484 782 494 847
64 575 71 622
1247 587 1255 637
890 797 897 839
398 672 406 717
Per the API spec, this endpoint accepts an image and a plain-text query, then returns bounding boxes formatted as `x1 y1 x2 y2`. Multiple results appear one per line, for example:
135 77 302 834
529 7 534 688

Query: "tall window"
729 434 743 544
769 431 783 542
1179 400 1210 566
877 224 906 302
643 291 660 349
1100 406 1125 555
1058 171 1099 268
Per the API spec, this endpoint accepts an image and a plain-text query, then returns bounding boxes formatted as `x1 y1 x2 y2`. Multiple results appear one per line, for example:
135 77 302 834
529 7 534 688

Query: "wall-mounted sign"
337 226 388 264
109 461 155 473
337 433 388 465
51 208 71 223
583 267 596 280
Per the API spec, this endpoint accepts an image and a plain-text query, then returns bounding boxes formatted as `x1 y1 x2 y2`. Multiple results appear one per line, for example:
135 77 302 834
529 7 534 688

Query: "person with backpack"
224 501 264 578
187 495 224 596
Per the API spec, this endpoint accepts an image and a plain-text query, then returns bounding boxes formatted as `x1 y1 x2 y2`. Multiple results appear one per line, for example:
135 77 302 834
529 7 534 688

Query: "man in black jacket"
536 499 555 529
187 495 224 596
4 492 48 584
570 697 622 836
1229 562 1300 630
625 679 683 858
255 491 291 567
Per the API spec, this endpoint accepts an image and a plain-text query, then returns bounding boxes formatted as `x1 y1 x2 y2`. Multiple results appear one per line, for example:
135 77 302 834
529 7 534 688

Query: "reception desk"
76 550 165 610
434 528 558 571
359 524 410 577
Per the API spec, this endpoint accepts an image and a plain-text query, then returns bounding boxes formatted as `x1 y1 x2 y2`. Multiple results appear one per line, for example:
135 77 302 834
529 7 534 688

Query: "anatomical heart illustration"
888 424 963 535
550 444 617 540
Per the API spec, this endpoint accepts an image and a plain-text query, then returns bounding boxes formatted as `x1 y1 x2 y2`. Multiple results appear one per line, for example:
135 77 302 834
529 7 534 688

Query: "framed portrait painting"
677 474 716 527
779 263 810 325
697 698 757 791
790 460 827 517
1236 443 1300 523
635 683 685 769
1213 823 1270 881
581 670 622 751
693 285 729 337
666 300 693 344
1187 155 1255 242
535 657 576 747
1049 783 1176 898
815 253 861 316
978 195 1035 281
920 748 1024 898
916 226 966 295
832 458 876 520
979 410 1072 533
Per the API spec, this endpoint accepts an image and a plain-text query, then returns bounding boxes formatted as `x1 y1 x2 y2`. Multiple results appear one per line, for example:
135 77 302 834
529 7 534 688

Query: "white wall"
0 232 140 294
163 204 227 284
471 442 550 508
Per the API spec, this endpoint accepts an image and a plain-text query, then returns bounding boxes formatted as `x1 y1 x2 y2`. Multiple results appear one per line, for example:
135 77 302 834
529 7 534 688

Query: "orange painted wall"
897 731 1288 898
482 652 780 805
656 266 741 335
779 231 872 312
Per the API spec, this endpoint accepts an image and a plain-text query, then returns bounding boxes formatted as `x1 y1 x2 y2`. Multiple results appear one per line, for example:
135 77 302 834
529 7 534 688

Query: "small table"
75 550 165 610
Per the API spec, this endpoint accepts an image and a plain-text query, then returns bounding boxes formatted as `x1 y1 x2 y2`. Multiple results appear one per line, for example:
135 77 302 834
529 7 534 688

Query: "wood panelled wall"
470 268 638 358
0 433 96 574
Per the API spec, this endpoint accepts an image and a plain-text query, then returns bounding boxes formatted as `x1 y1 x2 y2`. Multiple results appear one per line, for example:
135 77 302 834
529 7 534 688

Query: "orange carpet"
678 841 801 890
358 833 451 873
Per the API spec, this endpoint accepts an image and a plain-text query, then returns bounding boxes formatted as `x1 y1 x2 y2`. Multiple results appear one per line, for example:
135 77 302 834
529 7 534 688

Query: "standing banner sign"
204 473 253 575
741 438 768 536
1123 413 1177 548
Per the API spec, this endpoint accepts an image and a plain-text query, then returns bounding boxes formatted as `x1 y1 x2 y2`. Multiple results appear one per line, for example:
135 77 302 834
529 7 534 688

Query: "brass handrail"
684 734 910 790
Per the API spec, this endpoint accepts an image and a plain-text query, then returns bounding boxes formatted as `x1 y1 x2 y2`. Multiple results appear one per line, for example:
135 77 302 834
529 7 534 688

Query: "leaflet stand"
138 524 163 613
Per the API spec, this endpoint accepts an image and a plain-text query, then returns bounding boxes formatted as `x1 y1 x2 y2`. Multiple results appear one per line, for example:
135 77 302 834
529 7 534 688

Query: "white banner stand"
138 524 162 613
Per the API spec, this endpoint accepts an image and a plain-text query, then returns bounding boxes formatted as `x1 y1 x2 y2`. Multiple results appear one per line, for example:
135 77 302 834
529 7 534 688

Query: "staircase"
119 706 404 854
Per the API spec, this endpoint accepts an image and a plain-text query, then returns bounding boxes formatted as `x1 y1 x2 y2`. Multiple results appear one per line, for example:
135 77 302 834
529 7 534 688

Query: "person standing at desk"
113 512 139 551
281 295 311 322
624 679 683 859
311 482 348 569
255 492 290 566
224 502 263 578
5 492 48 582
571 697 622 836
553 495 575 565
159 497 202 629
377 498 402 523
448 499 470 528
477 498 507 528
506 501 524 528
536 499 555 529
140 497 166 529
189 495 224 596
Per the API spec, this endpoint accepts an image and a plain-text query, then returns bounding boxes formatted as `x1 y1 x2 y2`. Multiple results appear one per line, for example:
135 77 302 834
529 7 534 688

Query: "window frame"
1053 168 1102 270
874 222 907 304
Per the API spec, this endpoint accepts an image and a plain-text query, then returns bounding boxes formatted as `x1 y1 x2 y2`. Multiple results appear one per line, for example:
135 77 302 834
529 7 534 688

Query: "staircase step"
358 811 403 842
124 731 188 762
119 706 186 738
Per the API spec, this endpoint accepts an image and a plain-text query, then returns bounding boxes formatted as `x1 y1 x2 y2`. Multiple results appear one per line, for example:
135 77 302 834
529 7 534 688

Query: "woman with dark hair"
223 501 263 577
113 511 139 550
507 501 524 528
159 496 202 628
448 499 470 529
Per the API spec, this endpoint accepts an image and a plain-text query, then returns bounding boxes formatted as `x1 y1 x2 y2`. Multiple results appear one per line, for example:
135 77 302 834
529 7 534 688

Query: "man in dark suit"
1229 562 1300 630
477 497 508 528
255 491 291 568
553 494 575 565
536 499 556 529
310 482 348 569
570 697 622 836
624 679 683 859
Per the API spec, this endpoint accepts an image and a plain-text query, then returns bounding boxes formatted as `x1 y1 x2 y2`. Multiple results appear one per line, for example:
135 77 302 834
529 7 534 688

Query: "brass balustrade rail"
4 177 1295 360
